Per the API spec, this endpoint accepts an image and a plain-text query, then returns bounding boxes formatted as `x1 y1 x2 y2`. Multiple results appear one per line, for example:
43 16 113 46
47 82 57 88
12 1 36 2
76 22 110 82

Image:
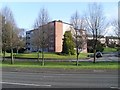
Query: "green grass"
11 52 89 59
1 60 118 69
0 52 11 57
103 47 117 52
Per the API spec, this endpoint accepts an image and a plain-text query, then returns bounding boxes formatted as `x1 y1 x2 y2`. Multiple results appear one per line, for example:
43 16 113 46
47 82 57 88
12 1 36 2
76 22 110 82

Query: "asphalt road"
2 71 119 88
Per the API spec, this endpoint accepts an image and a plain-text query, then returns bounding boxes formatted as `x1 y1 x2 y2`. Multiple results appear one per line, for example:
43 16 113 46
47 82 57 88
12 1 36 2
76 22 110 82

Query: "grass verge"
1 60 118 69
103 47 117 52
3 52 89 59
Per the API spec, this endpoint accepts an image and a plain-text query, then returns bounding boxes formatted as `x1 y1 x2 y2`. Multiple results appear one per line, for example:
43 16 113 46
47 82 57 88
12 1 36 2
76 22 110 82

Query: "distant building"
26 20 87 53
87 34 119 46
87 34 106 44
105 36 119 46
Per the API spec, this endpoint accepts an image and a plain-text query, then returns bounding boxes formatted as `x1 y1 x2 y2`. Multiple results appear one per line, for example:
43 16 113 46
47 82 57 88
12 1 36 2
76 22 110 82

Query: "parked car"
87 51 102 58
115 51 120 57
118 51 120 57
96 51 102 58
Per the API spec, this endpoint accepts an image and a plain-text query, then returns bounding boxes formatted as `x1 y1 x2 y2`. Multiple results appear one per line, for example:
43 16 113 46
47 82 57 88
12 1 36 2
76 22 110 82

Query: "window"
26 43 30 45
26 37 30 39
27 48 30 50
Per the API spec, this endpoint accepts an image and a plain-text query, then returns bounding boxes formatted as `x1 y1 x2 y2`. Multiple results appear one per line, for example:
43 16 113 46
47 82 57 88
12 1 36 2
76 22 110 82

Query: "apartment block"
26 20 87 53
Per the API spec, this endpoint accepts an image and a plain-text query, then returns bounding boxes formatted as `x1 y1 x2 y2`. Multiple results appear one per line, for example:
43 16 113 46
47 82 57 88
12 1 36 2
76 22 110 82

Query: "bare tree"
85 3 108 63
1 6 18 64
0 13 2 56
15 28 26 54
70 11 86 66
33 8 50 66
111 19 120 45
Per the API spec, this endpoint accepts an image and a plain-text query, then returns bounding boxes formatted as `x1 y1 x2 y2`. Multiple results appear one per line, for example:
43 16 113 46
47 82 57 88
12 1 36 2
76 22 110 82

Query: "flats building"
26 20 87 53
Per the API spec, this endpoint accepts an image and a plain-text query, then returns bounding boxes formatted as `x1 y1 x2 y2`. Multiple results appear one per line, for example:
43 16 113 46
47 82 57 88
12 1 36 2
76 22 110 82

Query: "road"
2 71 118 88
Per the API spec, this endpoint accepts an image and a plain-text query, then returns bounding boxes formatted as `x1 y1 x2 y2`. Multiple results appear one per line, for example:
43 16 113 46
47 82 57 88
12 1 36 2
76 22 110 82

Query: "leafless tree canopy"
1 6 25 63
2 7 26 50
0 13 2 52
1 7 24 52
70 11 86 49
33 8 50 50
71 11 86 30
70 11 87 66
34 8 50 28
71 11 80 29
85 3 108 38
32 7 50 65
2 7 16 27
84 2 108 63
0 12 2 31
111 19 120 37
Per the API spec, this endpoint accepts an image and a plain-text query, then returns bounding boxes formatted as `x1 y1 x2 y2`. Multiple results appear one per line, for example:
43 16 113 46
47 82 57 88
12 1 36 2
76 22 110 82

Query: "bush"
56 52 62 55
18 48 26 53
96 43 104 52
117 47 120 51
87 46 93 53
87 39 104 53
62 31 75 55
108 42 116 48
6 48 26 53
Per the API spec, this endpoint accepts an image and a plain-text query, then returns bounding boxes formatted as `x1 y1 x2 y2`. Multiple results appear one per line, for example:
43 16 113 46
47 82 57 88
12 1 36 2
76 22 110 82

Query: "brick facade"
54 21 63 52
26 20 87 53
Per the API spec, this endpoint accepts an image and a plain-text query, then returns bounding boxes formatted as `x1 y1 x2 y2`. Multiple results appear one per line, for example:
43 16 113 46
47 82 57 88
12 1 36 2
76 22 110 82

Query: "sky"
0 1 119 36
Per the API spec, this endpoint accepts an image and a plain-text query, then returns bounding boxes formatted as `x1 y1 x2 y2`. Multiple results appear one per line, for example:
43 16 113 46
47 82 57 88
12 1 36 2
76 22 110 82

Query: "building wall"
98 38 106 44
48 22 55 52
79 29 87 53
26 20 88 53
26 31 30 52
54 21 63 52
63 23 73 36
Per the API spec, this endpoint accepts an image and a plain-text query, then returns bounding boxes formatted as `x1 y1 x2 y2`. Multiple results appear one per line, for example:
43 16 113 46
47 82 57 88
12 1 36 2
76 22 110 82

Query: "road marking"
110 86 119 89
93 70 105 72
1 82 51 87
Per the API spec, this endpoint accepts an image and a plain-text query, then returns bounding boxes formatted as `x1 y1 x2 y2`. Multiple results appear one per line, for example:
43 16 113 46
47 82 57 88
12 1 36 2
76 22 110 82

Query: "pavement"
2 71 119 88
1 52 119 89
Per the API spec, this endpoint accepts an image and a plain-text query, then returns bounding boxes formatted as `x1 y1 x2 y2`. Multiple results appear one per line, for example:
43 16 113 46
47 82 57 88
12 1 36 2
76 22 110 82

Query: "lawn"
4 52 89 59
0 52 10 57
103 47 117 52
1 60 118 69
1 47 118 60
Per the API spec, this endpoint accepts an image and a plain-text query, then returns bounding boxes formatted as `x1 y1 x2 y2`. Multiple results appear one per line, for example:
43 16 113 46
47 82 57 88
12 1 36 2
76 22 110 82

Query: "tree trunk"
93 36 97 63
76 52 79 66
11 48 14 64
93 49 96 63
16 49 19 54
42 50 44 66
37 51 40 62
41 40 44 66
2 50 5 62
76 30 79 66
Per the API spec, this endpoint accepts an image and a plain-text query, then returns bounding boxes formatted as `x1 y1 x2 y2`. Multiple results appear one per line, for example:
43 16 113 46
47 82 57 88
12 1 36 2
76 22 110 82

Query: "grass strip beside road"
3 52 89 59
1 60 118 69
